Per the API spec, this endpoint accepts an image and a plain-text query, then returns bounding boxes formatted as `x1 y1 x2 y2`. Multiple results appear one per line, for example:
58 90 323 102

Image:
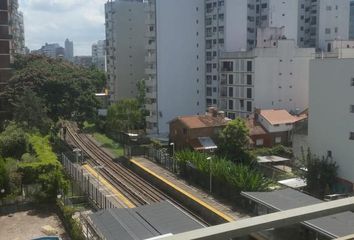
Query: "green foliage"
0 157 9 194
6 55 103 125
217 118 253 163
57 201 85 240
93 133 124 157
18 134 68 199
12 89 52 134
0 122 28 158
176 150 270 194
299 148 338 198
106 99 145 132
251 145 293 158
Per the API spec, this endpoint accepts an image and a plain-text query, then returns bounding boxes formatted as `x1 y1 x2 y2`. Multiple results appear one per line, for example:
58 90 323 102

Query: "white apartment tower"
105 0 146 102
9 0 25 55
309 58 354 189
92 40 106 71
219 39 314 119
145 0 206 134
298 0 350 51
205 0 300 107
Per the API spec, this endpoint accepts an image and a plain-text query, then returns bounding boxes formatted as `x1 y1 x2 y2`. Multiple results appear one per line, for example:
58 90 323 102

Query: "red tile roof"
172 114 230 129
246 117 267 136
259 109 307 125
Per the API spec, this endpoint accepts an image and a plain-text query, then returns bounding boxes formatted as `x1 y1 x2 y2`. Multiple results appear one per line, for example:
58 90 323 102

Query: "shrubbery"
176 150 271 198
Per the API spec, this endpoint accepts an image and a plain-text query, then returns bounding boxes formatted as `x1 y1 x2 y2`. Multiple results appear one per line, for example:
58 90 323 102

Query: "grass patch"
92 133 124 157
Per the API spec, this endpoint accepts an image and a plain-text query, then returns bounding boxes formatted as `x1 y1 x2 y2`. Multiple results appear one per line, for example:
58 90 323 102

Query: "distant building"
0 0 12 120
9 0 25 55
350 1 354 39
74 56 93 68
145 0 206 135
64 38 74 62
92 40 106 71
105 0 146 102
219 39 315 119
169 108 230 151
32 43 62 58
308 58 354 190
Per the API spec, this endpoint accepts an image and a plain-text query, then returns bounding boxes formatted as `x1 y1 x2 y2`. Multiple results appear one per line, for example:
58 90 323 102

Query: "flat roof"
242 188 354 238
89 201 204 240
257 155 290 163
278 178 307 189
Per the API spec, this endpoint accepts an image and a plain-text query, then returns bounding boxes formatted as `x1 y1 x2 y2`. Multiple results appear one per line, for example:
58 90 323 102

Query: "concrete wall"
309 58 354 185
155 0 205 134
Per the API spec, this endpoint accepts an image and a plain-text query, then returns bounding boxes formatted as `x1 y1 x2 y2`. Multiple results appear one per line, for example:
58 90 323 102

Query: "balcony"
145 102 157 112
145 53 156 62
146 43 156 50
146 30 155 38
144 4 155 13
145 67 156 75
146 114 158 124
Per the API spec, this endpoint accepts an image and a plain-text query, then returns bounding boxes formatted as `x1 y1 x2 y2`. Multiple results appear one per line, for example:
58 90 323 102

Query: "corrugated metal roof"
242 188 354 238
89 201 204 240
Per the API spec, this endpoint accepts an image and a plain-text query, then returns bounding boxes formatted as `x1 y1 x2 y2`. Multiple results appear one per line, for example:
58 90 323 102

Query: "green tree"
106 99 144 132
5 55 102 125
0 122 28 159
299 148 338 198
217 118 253 163
0 157 9 194
12 89 52 133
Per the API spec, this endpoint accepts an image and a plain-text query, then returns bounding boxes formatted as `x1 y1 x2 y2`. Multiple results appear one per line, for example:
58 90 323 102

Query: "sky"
19 0 107 56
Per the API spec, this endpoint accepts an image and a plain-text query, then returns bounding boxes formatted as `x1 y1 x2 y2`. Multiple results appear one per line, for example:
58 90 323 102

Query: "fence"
61 153 118 210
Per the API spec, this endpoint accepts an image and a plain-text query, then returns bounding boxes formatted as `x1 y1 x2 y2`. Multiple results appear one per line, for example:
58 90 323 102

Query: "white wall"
155 0 205 134
318 0 350 51
268 0 299 41
258 114 293 133
309 58 354 184
254 40 314 112
224 0 248 52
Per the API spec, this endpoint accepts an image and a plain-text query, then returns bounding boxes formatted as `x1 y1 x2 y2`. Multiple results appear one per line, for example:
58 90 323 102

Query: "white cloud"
19 0 107 55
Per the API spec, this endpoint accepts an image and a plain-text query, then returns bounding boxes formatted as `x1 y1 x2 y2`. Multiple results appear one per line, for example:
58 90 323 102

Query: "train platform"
130 157 249 222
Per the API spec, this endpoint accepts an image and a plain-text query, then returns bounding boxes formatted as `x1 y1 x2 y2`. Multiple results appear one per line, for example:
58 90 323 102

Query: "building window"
350 132 354 140
247 75 252 85
325 28 331 34
256 139 264 146
247 61 252 72
240 100 244 109
229 100 234 110
246 101 252 112
247 88 252 99
351 78 354 86
229 87 233 97
275 136 282 144
228 74 234 85
351 105 354 113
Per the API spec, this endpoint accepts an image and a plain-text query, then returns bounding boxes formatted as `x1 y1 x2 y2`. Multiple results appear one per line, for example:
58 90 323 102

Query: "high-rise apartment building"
9 0 25 55
105 0 146 103
205 0 301 107
308 58 354 190
64 38 74 62
92 40 106 71
0 0 12 119
219 39 314 119
32 43 61 58
144 0 206 135
298 0 350 50
350 1 354 39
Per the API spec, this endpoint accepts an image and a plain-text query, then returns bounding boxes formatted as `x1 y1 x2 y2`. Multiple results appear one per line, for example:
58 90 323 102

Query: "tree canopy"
217 118 253 163
5 55 105 127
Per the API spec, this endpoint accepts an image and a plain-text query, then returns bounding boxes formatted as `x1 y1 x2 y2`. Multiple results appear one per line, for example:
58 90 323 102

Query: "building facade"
219 40 314 118
64 38 74 62
145 0 206 135
105 0 146 102
9 0 25 55
0 0 12 119
298 0 350 51
92 40 106 71
308 58 354 189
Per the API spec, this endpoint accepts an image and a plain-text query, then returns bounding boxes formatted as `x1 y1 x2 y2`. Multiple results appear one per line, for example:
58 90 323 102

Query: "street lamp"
73 148 82 164
170 142 175 172
207 156 212 193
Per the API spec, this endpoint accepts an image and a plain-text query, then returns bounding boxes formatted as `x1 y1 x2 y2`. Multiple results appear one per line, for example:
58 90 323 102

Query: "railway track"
64 123 210 226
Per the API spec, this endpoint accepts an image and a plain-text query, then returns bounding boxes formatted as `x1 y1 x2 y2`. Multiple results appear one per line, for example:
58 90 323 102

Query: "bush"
57 201 85 240
176 150 271 196
0 122 28 158
251 145 293 158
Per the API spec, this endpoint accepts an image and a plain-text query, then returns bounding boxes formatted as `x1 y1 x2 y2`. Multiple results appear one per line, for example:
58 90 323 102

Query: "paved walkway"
131 157 250 221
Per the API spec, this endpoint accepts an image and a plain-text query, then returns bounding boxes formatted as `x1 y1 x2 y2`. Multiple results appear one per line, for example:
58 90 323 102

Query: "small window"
350 132 354 140
228 100 234 110
351 78 354 86
256 139 264 146
247 75 252 85
351 105 354 113
228 74 234 85
275 136 282 143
